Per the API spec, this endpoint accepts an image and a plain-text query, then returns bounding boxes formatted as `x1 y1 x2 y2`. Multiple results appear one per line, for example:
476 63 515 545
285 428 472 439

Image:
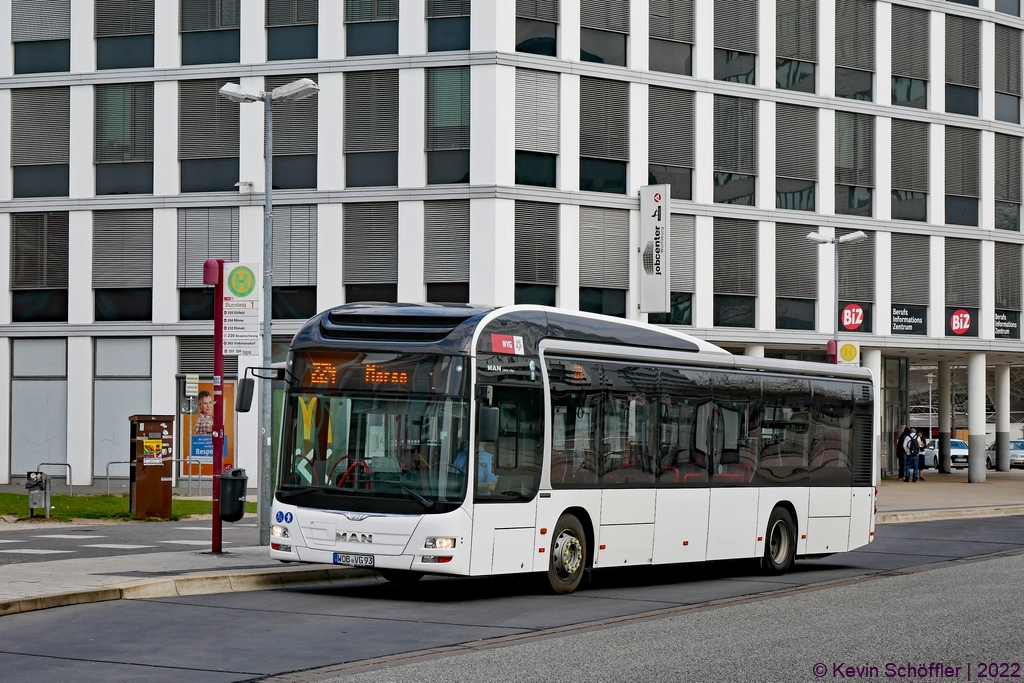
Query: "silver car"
985 440 1024 469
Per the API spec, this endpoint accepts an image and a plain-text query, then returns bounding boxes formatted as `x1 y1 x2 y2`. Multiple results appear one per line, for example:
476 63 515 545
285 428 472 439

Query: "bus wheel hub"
553 531 582 576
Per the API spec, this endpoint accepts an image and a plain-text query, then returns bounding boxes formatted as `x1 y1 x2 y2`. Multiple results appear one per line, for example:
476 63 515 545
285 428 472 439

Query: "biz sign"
222 263 261 356
839 301 872 333
945 306 978 337
891 305 927 335
639 185 671 313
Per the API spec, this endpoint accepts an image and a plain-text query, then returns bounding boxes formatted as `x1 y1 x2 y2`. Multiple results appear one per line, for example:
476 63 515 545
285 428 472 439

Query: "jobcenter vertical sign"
639 185 671 313
222 263 261 356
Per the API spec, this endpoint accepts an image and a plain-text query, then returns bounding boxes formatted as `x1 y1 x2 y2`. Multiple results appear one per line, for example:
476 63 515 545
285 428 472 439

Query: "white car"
985 440 1024 470
922 439 982 469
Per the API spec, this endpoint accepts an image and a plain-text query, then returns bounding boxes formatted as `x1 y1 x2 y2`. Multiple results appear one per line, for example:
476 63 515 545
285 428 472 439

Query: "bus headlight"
424 537 456 549
272 525 289 538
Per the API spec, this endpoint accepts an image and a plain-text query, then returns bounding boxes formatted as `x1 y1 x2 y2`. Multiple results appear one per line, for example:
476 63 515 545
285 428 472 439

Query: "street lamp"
220 78 319 546
806 230 868 361
926 372 935 443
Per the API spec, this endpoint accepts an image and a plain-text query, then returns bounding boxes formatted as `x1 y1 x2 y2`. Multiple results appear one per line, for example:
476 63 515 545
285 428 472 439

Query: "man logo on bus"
336 532 373 543
227 266 257 298
842 303 864 331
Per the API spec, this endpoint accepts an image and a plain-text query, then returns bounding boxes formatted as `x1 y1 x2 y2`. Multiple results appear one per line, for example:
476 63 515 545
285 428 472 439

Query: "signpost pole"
260 92 273 547
208 259 225 554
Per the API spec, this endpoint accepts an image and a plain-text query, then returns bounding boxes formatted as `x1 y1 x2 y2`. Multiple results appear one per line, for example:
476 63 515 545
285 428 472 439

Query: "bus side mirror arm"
235 366 291 413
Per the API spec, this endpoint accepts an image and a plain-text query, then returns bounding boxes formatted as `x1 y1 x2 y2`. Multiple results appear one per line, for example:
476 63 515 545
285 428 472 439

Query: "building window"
580 1 629 66
345 0 399 56
10 212 69 323
516 0 558 56
995 24 1022 124
96 0 155 69
93 338 152 478
580 288 627 317
835 0 874 101
516 69 559 188
515 201 559 306
180 288 215 320
177 207 239 320
995 134 1021 232
891 5 929 109
272 205 318 317
424 200 470 302
272 287 317 319
343 203 398 303
426 67 471 185
345 70 398 188
995 244 1022 340
12 0 70 74
180 0 240 65
516 152 557 187
713 217 757 328
95 83 154 195
93 210 154 321
649 0 693 75
11 339 68 478
267 0 318 61
776 0 817 93
892 77 928 109
836 68 872 101
12 87 70 199
945 126 980 227
835 111 874 217
714 0 757 84
650 41 691 76
776 104 817 211
580 207 628 317
715 50 756 84
776 224 818 331
179 79 240 193
649 87 694 201
580 77 629 195
266 74 318 189
837 228 875 332
891 118 929 222
427 0 470 52
945 238 980 331
890 232 930 322
997 0 1020 15
714 96 757 205
777 59 815 93
648 215 696 326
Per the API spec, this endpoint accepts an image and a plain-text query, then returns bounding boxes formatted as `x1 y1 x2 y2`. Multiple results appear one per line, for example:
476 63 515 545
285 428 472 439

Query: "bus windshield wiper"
277 486 347 500
359 479 435 509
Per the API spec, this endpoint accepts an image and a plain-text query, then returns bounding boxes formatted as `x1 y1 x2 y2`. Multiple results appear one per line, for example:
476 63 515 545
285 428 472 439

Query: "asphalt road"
0 516 1022 683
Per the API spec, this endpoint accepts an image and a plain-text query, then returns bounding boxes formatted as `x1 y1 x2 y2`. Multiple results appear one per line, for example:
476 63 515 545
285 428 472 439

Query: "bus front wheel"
548 514 587 594
763 507 796 575
379 569 424 584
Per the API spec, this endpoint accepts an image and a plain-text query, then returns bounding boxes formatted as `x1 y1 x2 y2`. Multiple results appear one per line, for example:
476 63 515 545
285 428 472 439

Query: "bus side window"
659 366 713 485
760 377 813 483
547 359 600 488
476 385 543 502
810 380 854 485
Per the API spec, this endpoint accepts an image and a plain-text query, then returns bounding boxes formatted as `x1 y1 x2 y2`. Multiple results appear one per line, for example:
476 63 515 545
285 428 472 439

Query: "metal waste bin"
219 468 248 523
26 471 51 519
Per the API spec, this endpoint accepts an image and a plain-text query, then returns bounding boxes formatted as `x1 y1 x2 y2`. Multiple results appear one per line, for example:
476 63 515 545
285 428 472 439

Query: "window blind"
427 0 470 18
179 337 238 375
266 74 318 156
649 86 694 169
995 242 1022 311
891 119 929 193
835 0 874 71
342 203 398 284
776 104 818 181
775 223 818 298
96 0 155 37
515 201 559 285
346 0 399 22
426 67 470 151
94 83 154 163
945 126 980 198
580 0 629 33
580 207 629 289
517 0 558 21
180 0 239 31
92 210 153 288
424 200 470 283
715 0 758 54
516 69 560 155
995 134 1022 205
714 95 758 175
580 77 630 161
713 218 758 296
10 212 69 290
12 88 70 166
777 0 818 63
889 233 929 305
650 0 693 43
345 70 399 153
945 15 980 88
176 208 239 287
995 24 1022 97
266 0 317 27
12 0 70 41
272 205 317 287
670 214 696 293
837 228 874 302
891 4 929 80
945 238 980 308
178 79 239 160
835 111 874 187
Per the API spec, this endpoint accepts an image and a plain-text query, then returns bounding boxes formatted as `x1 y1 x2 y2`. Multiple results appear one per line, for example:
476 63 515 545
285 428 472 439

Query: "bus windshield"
277 352 470 513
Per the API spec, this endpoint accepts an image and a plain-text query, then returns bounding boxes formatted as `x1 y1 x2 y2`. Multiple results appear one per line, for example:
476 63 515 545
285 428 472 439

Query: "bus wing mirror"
235 377 255 413
251 367 285 381
478 406 500 442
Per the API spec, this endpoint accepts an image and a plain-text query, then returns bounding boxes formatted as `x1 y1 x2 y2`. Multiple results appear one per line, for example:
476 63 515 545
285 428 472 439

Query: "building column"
693 215 714 328
398 68 426 188
0 336 9 484
967 352 987 482
317 71 344 191
317 204 344 309
397 200 426 303
995 364 1011 471
469 198 515 306
938 360 952 473
745 345 765 357
152 209 178 323
470 64 515 186
558 204 580 310
758 221 776 331
862 347 882 482
66 337 93 486
238 77 265 194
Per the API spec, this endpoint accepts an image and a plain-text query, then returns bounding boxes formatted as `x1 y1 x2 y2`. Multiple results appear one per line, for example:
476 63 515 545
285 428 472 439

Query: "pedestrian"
917 431 927 481
896 426 909 480
904 428 921 482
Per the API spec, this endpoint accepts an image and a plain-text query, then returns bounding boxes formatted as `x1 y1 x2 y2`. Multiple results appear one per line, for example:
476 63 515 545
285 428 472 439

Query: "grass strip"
0 493 256 522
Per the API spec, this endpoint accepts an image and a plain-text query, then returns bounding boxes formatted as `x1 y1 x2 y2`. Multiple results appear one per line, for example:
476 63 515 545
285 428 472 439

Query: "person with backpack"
904 428 921 482
917 431 927 481
896 426 910 480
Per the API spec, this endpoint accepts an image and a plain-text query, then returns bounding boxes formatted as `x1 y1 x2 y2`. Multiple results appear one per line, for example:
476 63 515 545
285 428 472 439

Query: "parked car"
985 440 1024 469
949 439 993 469
922 440 941 469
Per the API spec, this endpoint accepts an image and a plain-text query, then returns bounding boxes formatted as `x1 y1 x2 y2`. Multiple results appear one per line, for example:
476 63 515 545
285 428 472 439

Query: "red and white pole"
204 258 224 553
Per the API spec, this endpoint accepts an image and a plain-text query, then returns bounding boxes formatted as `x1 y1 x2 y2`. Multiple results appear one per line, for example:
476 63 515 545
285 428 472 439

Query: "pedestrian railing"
103 458 211 497
35 462 72 496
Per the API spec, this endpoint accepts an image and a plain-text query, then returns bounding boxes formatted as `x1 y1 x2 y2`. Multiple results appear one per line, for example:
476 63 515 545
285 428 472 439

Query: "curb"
0 565 374 618
875 505 1024 524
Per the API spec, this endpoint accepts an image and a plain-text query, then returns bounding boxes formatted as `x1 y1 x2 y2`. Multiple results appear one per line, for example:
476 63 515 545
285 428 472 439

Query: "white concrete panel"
69 86 95 199
815 226 833 335
469 198 515 306
693 214 714 328
96 339 150 377
601 489 655 525
980 130 995 231
399 0 426 55
559 73 581 192
629 0 649 71
808 486 852 517
240 0 266 64
693 93 714 204
12 339 65 376
628 82 648 197
71 0 95 73
706 488 759 560
471 64 515 186
929 11 944 114
11 379 67 476
848 487 873 551
806 516 850 554
874 231 891 335
399 68 426 188
472 0 514 53
470 500 537 575
0 213 10 324
154 0 181 68
929 234 945 337
692 0 713 80
317 71 344 191
875 0 891 106
0 89 10 201
153 81 179 196
398 200 426 303
928 123 944 225
560 0 580 63
628 207 639 321
317 203 344 309
68 211 93 324
651 488 710 564
151 335 177 417
595 524 654 567
93 379 151 477
239 77 266 194
818 0 835 98
758 0 776 89
875 116 891 221
758 221 775 332
0 0 11 77
492 527 535 573
558 204 580 310
980 239 995 339
66 337 93 485
980 20 995 121
817 107 834 217
152 208 178 323
0 337 9 483
754 488 809 558
756 100 775 210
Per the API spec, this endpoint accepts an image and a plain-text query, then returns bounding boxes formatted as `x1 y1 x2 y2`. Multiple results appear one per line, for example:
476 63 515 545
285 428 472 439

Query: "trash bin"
220 468 248 523
25 471 51 519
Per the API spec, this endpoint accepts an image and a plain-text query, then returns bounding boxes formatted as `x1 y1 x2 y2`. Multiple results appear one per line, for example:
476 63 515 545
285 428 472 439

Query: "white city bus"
270 304 876 593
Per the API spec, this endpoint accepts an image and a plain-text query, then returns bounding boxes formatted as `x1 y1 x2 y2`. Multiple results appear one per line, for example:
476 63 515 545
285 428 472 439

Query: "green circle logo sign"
227 266 256 298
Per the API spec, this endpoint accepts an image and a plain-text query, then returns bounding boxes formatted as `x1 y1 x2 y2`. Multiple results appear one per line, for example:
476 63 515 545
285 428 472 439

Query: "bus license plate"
334 553 374 567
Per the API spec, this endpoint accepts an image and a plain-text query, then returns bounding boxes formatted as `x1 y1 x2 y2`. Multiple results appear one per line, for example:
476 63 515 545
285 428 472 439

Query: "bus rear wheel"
763 507 796 575
379 569 424 584
547 514 587 594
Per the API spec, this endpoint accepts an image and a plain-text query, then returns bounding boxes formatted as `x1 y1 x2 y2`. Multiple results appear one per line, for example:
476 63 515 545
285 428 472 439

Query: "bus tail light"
271 543 292 552
539 548 545 553
599 544 606 550
757 536 763 541
801 534 807 539
540 528 548 535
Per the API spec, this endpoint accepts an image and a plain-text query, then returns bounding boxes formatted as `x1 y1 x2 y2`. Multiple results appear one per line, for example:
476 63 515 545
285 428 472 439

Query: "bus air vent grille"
852 413 873 486
321 313 476 342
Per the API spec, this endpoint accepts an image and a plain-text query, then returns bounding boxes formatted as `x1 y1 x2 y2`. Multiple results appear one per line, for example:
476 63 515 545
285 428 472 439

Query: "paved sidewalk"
876 469 1024 522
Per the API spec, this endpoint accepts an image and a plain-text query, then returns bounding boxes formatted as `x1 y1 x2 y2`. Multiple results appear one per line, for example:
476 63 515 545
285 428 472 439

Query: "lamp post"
806 230 868 362
926 372 935 443
219 78 319 546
